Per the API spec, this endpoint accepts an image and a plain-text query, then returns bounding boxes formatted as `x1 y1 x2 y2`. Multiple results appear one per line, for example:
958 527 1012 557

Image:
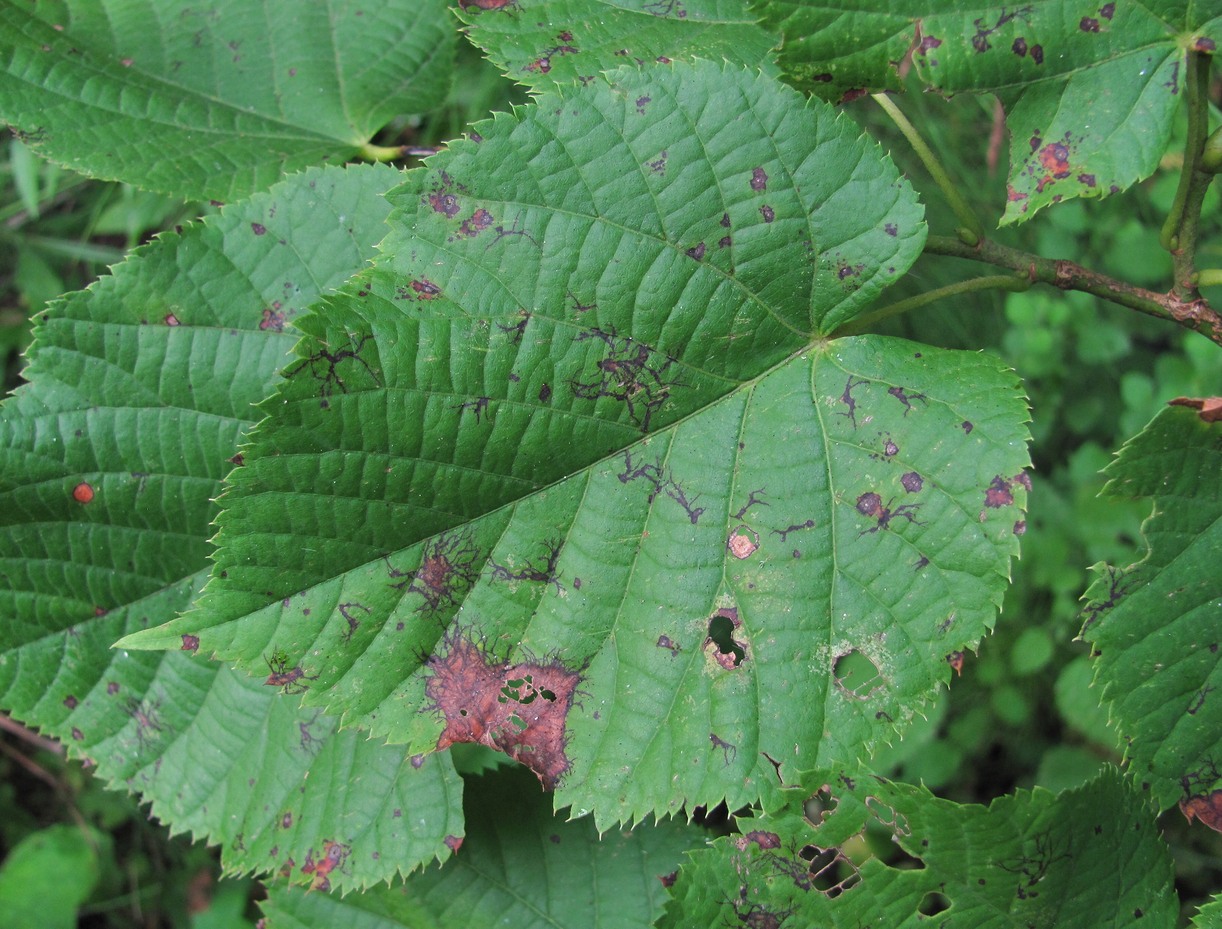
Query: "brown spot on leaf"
1078 173 1097 187
901 472 923 493
1013 520 1027 535
760 204 774 223
1193 37 1216 52
885 223 897 236
251 222 267 235
1039 142 1071 178
1012 37 1027 56
1169 396 1222 423
727 526 759 559
425 630 580 789
686 242 706 261
947 651 965 675
181 634 200 652
301 841 350 892
750 167 768 191
1181 791 1222 832
1080 16 1100 31
985 475 1015 508
1031 44 1044 64
1100 2 1114 18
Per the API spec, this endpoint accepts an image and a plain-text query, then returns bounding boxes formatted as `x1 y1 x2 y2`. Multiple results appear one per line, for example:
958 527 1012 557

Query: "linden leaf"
1080 406 1222 815
661 766 1177 928
259 766 700 929
0 0 456 200
458 0 779 91
121 62 1030 828
750 0 1222 222
0 165 465 891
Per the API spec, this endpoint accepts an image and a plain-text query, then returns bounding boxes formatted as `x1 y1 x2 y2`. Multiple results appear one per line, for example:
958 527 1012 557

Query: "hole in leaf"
918 891 950 917
833 649 882 698
707 614 746 667
800 845 861 898
804 785 837 826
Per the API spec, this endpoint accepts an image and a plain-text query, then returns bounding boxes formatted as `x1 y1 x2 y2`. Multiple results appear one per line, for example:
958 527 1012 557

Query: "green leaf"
751 1 1222 222
123 63 1030 828
0 164 466 890
661 765 1177 928
1193 895 1222 929
0 1 456 201
459 0 778 91
259 766 700 929
0 825 102 929
1080 405 1222 813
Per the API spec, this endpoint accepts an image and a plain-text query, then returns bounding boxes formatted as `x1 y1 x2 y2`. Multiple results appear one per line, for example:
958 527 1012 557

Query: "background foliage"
0 1 1219 926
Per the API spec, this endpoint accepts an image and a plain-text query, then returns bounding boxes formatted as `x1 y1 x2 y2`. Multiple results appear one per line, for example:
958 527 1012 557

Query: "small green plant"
1 2 1220 926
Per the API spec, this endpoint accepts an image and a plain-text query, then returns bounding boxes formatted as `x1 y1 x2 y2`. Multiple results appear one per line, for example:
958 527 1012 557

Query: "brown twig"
924 235 1222 344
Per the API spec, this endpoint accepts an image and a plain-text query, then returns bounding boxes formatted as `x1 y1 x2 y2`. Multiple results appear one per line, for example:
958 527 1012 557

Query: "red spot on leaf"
72 482 95 504
164 313 180 326
444 834 464 852
947 651 965 675
181 634 200 652
1039 142 1071 178
425 631 580 789
300 841 350 892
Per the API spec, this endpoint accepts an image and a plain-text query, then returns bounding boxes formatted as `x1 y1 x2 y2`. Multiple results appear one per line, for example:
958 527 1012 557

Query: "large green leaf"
0 0 456 201
458 0 778 91
660 765 1177 928
1080 405 1222 814
122 62 1029 828
259 766 699 929
0 164 466 890
751 0 1222 222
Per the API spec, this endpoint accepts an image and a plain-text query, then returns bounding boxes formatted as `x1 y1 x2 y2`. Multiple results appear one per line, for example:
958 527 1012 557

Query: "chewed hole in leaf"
918 891 951 916
833 650 882 698
705 609 747 669
798 845 861 897
804 785 837 826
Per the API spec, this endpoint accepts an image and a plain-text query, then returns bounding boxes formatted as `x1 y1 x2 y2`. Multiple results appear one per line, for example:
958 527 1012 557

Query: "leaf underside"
1080 406 1222 814
0 0 456 201
0 164 466 891
749 0 1222 222
661 765 1177 928
123 62 1030 829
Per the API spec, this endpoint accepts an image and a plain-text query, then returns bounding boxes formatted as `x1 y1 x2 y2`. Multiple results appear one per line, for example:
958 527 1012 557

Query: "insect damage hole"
918 891 951 916
799 845 861 898
833 650 882 699
705 609 747 669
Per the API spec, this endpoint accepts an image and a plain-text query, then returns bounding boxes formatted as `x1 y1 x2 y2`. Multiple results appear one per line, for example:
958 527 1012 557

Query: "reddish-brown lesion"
424 630 581 788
